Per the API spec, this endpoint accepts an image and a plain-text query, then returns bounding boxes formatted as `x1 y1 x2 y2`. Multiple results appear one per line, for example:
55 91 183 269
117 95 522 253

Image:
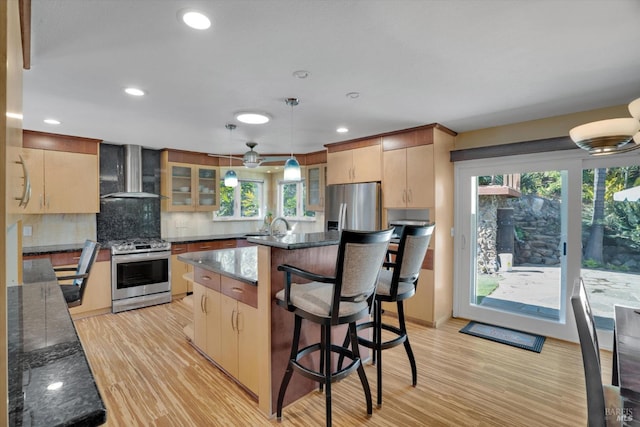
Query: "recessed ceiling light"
292 70 311 79
180 10 211 30
44 118 61 125
124 87 145 96
235 112 270 124
336 127 349 133
346 92 360 99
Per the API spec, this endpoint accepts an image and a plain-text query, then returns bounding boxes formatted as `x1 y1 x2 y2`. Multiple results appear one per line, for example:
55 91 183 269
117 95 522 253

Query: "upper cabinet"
304 150 328 211
383 133 434 209
17 131 100 214
306 163 326 211
161 150 219 212
326 139 381 185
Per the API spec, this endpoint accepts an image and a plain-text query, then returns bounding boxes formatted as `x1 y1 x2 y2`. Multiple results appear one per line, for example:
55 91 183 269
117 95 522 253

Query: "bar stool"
351 224 434 407
275 228 393 427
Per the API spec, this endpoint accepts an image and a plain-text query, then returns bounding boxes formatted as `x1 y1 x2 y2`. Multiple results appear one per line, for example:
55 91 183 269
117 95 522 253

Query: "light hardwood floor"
74 298 607 426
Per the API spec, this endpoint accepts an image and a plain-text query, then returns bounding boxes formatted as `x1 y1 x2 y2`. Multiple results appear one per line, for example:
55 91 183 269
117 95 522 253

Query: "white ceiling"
22 0 640 157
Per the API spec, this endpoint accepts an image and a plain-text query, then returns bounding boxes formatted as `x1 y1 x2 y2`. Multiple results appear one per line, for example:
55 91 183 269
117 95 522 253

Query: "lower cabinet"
25 249 112 318
192 268 258 395
171 244 192 297
68 260 112 318
193 278 222 361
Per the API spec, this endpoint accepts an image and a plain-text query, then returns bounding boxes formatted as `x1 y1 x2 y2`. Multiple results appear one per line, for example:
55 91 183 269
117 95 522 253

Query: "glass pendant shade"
224 169 238 187
283 157 301 181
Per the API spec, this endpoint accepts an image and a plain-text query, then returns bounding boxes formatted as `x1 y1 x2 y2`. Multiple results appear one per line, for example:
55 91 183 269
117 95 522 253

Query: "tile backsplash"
21 214 97 247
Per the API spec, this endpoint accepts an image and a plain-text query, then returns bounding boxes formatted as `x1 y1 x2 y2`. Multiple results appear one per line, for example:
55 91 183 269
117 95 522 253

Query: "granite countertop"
178 246 258 285
23 234 256 255
8 258 107 427
246 230 340 249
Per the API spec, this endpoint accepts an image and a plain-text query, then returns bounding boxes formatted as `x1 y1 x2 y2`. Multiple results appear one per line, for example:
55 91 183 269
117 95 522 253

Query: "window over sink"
214 179 264 221
278 179 315 221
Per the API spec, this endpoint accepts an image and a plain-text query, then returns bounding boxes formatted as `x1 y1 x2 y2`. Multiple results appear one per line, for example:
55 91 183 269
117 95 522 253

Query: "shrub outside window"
279 180 315 220
216 179 263 220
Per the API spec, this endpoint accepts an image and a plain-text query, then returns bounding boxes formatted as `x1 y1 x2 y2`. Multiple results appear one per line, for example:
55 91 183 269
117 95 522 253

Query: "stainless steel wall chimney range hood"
101 144 164 199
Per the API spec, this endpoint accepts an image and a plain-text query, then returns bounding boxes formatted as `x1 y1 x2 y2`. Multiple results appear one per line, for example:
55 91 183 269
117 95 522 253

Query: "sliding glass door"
454 152 580 341
455 150 640 343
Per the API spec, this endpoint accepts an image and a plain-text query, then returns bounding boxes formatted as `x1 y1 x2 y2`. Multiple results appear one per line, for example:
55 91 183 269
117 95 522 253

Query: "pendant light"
284 98 301 181
224 123 238 187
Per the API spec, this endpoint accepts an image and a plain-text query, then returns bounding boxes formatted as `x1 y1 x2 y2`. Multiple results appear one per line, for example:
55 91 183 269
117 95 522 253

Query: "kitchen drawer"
187 239 236 252
171 243 188 255
194 267 221 292
234 238 255 248
220 275 257 309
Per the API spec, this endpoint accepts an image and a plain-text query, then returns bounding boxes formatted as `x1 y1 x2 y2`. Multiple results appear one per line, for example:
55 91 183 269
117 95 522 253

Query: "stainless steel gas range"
110 239 172 313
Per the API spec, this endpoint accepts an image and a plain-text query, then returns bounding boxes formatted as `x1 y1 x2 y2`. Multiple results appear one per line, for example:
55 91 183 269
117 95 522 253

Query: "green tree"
583 168 606 263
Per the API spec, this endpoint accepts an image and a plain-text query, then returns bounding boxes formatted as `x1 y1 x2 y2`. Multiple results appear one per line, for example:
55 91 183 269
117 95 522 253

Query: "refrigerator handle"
338 203 346 232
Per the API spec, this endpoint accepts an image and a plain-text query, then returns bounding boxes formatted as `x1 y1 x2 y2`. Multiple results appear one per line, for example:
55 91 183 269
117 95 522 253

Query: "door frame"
453 150 585 343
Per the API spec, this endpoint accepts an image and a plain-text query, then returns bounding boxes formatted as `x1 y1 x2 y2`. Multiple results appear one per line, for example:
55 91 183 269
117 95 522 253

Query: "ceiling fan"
211 142 291 168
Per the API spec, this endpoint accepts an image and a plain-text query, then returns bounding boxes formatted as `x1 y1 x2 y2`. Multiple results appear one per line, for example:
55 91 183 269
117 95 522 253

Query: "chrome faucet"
269 216 291 236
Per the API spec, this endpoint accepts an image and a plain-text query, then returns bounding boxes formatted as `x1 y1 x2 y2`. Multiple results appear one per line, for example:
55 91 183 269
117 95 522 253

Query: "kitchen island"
178 231 341 417
8 258 106 426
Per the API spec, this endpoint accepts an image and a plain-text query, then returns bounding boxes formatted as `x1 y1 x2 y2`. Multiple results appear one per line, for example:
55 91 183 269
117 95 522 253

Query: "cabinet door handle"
71 256 80 261
200 246 212 250
402 189 406 203
39 195 43 209
230 309 236 332
201 275 212 281
173 247 185 252
236 311 243 333
231 287 244 294
14 155 32 208
46 195 51 209
200 295 205 314
408 189 412 203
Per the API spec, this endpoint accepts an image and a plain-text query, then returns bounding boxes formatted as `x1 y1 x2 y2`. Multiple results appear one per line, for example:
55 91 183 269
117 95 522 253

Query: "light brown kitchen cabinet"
162 161 219 212
326 144 381 185
68 260 111 318
24 248 111 318
171 244 192 296
305 163 326 211
190 268 259 394
193 277 222 362
381 124 455 327
20 147 99 214
383 144 434 208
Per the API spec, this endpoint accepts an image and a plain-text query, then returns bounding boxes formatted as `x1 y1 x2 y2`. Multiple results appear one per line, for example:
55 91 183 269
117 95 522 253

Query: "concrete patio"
484 265 640 321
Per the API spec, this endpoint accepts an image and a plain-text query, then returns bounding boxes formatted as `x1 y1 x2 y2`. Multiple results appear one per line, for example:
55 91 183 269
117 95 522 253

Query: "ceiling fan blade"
260 156 292 163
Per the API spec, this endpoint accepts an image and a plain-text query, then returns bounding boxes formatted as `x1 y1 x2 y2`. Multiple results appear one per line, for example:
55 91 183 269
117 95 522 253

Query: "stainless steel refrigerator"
325 182 381 232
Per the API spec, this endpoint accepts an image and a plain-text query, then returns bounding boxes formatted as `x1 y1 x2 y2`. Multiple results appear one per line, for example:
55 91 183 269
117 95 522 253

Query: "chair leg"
375 299 383 407
350 321 373 416
337 325 351 371
324 323 332 427
319 325 326 392
277 315 302 421
397 300 417 386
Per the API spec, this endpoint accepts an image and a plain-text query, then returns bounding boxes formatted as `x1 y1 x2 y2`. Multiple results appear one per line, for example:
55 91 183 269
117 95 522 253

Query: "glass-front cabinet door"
164 162 218 212
196 166 218 211
169 164 193 210
306 164 326 211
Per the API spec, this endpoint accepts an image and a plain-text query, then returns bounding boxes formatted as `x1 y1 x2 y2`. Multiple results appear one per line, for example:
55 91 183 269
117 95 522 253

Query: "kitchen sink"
244 232 270 237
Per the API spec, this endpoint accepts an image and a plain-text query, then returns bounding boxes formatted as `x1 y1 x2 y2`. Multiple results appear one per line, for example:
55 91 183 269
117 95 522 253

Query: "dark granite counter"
8 258 107 427
23 243 88 256
178 246 257 285
246 230 340 249
23 233 256 256
165 233 250 245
